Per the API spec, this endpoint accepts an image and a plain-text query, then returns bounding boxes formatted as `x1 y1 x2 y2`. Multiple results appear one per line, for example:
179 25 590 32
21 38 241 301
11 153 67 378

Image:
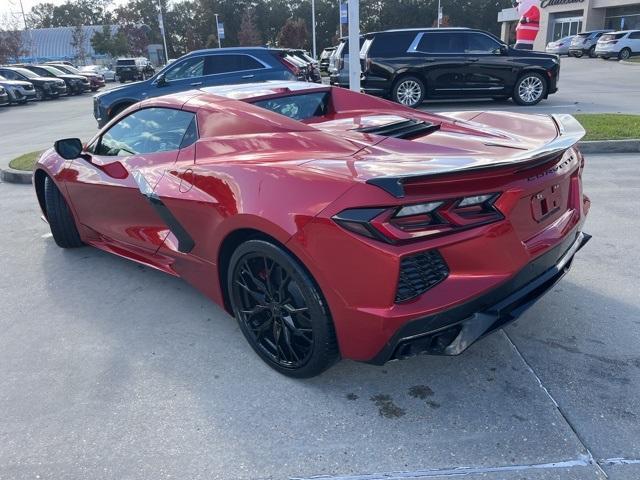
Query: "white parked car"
595 30 640 60
546 36 574 55
80 65 116 82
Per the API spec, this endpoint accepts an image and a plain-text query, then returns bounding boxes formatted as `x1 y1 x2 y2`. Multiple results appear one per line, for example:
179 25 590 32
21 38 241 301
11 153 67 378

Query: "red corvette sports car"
35 81 590 377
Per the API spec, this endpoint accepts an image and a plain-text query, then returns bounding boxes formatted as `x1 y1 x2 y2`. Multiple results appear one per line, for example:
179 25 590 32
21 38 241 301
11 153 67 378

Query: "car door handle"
190 81 203 86
241 74 255 79
466 58 480 63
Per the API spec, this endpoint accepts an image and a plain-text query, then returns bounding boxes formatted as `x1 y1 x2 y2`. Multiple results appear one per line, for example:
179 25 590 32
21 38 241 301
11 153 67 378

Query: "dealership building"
498 0 640 50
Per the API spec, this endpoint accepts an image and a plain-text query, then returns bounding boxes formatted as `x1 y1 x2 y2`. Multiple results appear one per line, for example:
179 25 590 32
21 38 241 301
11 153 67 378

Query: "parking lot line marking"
600 458 640 466
291 456 596 480
501 330 610 480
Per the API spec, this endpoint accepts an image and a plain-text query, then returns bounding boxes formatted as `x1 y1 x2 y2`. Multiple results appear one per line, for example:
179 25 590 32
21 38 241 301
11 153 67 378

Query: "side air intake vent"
396 250 449 303
355 119 440 139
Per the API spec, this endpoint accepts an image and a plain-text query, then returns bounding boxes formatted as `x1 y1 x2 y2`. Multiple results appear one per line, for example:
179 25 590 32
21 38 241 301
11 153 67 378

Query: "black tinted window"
368 32 416 56
165 56 204 81
464 33 502 53
416 32 465 54
205 54 265 74
97 108 196 156
253 92 329 120
629 31 640 39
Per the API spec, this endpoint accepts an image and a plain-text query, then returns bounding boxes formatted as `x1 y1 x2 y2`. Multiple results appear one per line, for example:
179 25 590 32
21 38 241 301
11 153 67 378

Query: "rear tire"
574 51 584 58
588 46 597 58
512 72 547 106
228 239 339 378
392 75 425 108
619 48 632 60
44 176 84 249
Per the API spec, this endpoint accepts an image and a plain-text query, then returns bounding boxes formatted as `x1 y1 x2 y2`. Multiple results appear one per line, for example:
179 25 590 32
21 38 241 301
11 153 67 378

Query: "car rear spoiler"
366 114 586 198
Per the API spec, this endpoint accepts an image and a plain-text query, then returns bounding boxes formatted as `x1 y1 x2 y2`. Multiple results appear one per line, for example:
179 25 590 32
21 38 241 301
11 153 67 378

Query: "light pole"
214 13 222 48
437 0 442 28
157 0 169 63
347 0 360 92
311 0 317 58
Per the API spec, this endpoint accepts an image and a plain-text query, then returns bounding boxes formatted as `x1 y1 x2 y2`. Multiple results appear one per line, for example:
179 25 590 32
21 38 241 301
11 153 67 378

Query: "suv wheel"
619 48 632 60
392 76 425 108
574 50 584 58
588 45 597 58
228 239 339 378
513 72 547 106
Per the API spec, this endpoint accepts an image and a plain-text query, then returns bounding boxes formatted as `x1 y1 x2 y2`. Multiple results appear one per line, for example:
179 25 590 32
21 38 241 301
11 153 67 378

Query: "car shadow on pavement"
22 239 635 477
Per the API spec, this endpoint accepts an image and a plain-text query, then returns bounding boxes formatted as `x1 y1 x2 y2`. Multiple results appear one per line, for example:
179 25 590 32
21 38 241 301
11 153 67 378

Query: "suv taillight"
278 56 301 77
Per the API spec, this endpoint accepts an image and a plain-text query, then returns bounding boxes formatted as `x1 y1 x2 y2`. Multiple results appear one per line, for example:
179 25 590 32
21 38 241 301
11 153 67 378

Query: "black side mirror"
155 73 166 86
500 44 508 55
54 138 83 160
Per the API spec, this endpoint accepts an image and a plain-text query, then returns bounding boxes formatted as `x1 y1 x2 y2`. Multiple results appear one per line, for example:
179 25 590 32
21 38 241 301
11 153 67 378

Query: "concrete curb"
578 139 640 154
0 167 33 184
1 139 639 185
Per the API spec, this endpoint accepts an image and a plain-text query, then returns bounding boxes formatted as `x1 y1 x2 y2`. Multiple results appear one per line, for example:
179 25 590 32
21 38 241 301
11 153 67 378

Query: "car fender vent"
355 118 440 139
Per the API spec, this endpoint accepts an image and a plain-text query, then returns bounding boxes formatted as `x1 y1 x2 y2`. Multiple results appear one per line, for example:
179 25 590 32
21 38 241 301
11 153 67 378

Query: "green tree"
0 28 25 63
276 17 308 49
70 24 88 64
238 8 262 46
91 25 128 57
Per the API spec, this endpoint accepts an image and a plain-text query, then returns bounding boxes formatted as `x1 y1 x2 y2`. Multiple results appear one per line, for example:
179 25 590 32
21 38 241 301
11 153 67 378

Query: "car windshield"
252 92 330 121
62 65 82 74
41 65 66 75
81 66 99 72
11 67 39 78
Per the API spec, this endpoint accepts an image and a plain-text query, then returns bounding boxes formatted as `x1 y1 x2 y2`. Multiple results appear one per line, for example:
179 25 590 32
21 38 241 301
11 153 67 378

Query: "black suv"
115 57 155 82
360 28 560 107
0 66 67 99
19 64 90 95
94 47 300 127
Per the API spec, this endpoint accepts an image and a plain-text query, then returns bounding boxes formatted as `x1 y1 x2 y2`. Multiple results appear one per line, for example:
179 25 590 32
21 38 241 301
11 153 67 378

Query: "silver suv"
569 30 613 58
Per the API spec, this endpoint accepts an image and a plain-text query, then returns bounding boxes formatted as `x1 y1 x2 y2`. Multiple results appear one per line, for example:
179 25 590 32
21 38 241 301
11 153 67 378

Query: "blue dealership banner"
340 3 348 24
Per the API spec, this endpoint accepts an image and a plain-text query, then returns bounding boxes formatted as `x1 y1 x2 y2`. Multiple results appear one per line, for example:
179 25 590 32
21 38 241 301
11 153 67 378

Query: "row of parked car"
546 29 640 60
0 61 111 106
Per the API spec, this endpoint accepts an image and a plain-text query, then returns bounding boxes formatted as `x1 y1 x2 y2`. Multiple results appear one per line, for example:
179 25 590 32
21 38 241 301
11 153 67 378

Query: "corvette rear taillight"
333 193 503 244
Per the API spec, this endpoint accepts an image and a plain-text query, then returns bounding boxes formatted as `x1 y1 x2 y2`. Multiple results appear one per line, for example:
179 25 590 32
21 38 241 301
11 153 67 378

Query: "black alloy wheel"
228 239 338 378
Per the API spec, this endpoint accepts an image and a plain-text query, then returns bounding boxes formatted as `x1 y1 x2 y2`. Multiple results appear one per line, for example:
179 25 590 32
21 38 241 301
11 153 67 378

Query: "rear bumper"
368 230 591 364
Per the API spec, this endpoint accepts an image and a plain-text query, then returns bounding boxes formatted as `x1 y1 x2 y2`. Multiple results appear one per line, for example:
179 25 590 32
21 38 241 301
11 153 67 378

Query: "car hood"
95 79 150 100
0 79 31 87
301 111 584 195
57 74 87 81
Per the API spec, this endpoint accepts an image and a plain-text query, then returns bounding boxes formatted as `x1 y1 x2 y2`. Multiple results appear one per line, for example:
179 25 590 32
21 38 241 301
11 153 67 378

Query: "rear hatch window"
117 59 136 66
600 33 626 41
252 92 330 121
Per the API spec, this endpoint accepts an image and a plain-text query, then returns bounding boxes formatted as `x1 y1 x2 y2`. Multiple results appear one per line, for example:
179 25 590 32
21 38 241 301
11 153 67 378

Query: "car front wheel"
228 239 339 378
392 76 425 108
619 48 632 60
513 72 547 106
44 176 84 249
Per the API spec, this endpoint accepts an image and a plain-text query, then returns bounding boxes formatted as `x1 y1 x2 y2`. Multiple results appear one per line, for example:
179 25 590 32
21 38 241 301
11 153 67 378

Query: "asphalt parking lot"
0 57 639 480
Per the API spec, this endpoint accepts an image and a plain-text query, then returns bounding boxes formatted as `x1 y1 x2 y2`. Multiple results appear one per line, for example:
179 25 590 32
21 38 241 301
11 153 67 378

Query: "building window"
605 5 640 31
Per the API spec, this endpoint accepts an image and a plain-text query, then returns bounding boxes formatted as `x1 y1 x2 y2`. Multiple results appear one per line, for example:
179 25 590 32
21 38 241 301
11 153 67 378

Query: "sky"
0 0 127 27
